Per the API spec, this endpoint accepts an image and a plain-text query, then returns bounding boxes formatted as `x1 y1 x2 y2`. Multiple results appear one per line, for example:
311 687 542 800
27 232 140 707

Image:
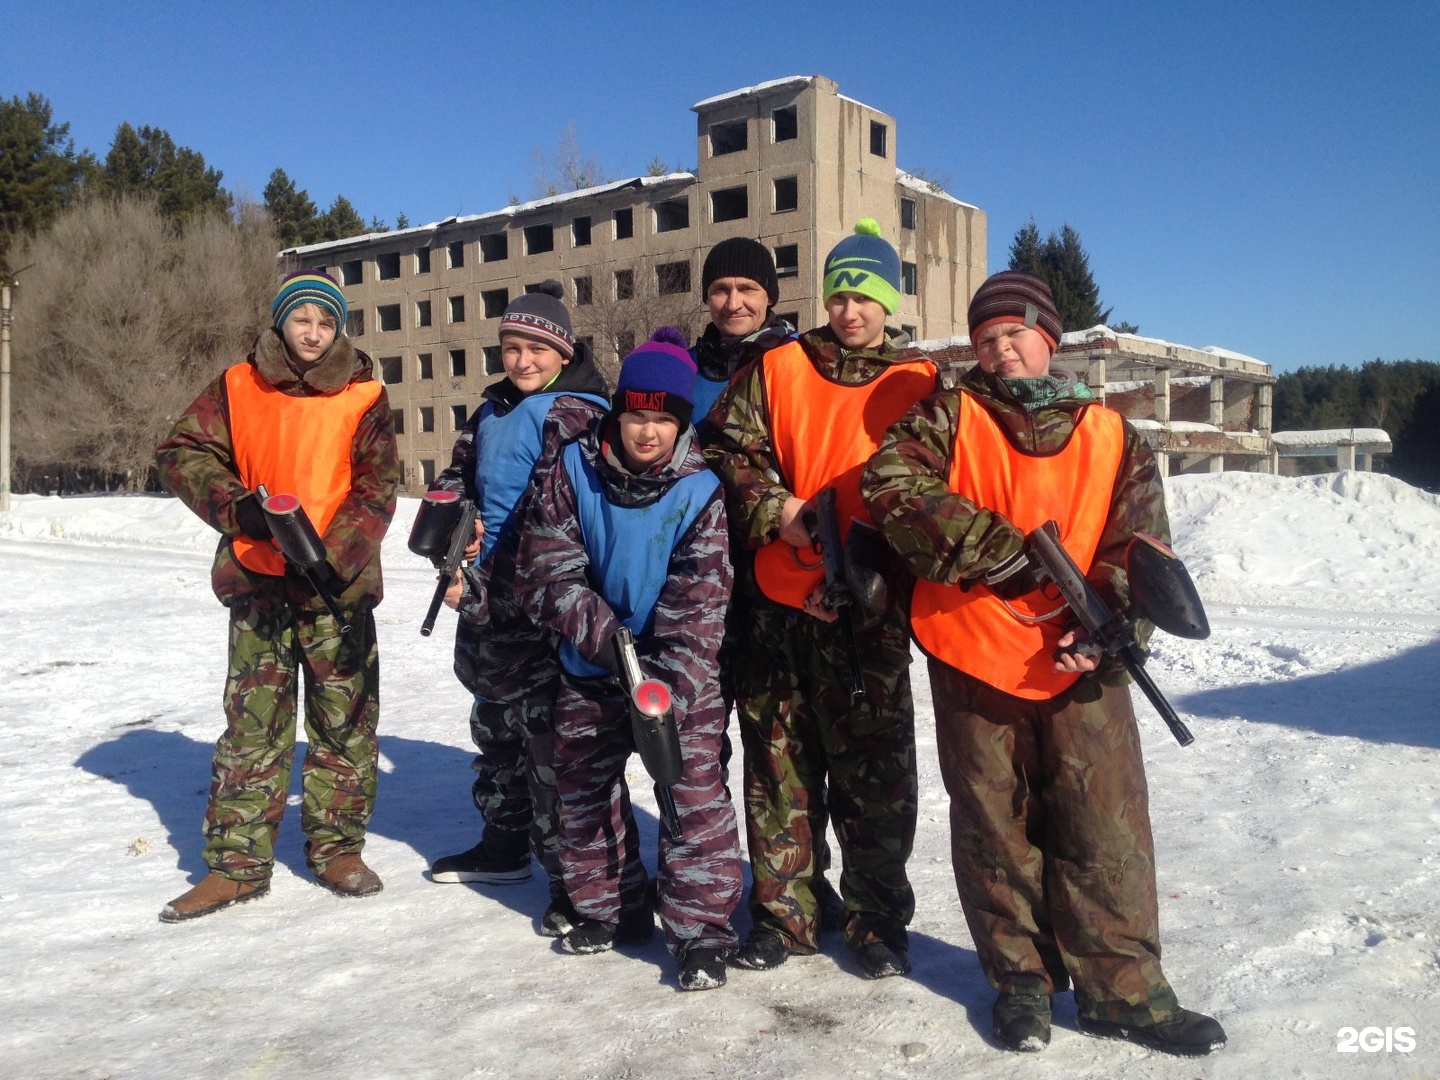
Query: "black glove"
592 632 623 677
235 494 272 541
981 544 1041 600
843 520 890 616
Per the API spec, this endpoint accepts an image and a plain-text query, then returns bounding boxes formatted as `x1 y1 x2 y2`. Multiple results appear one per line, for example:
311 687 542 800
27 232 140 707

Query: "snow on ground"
1 472 1438 1079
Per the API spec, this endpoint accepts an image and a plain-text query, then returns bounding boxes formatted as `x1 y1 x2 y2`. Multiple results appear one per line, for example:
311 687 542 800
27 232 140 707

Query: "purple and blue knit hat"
613 327 698 426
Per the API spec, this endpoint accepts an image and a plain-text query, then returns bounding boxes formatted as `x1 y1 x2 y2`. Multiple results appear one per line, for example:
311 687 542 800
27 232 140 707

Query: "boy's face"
706 276 769 339
973 321 1053 379
825 292 887 350
281 303 338 366
501 333 568 393
618 409 680 469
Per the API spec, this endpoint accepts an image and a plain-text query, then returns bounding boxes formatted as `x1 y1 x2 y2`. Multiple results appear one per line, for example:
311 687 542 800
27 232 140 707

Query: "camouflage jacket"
702 325 928 551
441 354 610 700
154 329 399 610
860 364 1169 627
514 418 732 718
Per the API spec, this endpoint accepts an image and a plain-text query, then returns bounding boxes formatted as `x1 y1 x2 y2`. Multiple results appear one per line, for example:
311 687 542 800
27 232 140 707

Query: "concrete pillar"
1209 376 1225 428
1156 450 1170 478
1257 382 1273 436
1087 356 1107 399
1336 441 1356 471
1207 454 1225 474
1154 369 1170 425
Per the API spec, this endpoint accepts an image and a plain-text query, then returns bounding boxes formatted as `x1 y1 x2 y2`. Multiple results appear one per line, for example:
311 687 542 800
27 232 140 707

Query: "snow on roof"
691 76 814 111
1273 428 1393 448
280 173 697 257
895 170 977 210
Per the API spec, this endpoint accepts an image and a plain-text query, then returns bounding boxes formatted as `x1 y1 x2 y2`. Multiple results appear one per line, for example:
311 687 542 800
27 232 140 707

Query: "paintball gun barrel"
805 486 866 702
1025 520 1209 747
407 490 478 636
257 487 351 633
613 627 684 842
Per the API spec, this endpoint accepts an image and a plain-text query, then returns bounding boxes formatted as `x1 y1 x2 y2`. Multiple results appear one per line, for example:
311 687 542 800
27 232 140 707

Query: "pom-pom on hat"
613 327 699 427
702 237 780 306
822 218 901 315
499 279 574 360
272 269 347 333
967 271 1063 352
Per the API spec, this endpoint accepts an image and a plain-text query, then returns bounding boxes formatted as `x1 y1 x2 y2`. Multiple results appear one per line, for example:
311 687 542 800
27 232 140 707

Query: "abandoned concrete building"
281 75 987 493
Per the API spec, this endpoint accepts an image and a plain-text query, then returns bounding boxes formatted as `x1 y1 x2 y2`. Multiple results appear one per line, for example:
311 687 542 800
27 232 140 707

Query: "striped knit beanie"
822 218 901 315
498 279 574 360
613 327 698 427
967 270 1063 351
702 237 779 306
272 269 347 332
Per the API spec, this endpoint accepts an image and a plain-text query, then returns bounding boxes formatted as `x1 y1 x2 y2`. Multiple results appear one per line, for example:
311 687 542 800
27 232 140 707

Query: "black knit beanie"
701 237 779 306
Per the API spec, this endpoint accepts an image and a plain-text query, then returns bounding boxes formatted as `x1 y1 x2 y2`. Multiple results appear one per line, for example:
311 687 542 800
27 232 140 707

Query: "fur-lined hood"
252 327 371 394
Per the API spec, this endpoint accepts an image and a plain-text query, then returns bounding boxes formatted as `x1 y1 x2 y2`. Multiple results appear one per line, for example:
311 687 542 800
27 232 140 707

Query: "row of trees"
1273 360 1440 491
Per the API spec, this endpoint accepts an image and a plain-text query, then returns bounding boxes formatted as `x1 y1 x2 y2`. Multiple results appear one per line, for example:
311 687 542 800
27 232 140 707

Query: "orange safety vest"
910 392 1124 699
225 362 382 576
752 340 936 609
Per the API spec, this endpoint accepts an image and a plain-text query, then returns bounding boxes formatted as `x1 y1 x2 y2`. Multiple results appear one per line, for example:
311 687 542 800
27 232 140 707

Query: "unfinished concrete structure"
918 326 1277 475
280 75 986 494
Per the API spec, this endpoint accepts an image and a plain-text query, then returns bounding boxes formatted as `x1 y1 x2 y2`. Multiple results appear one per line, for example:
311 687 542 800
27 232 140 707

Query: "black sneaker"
428 841 531 884
678 947 729 991
993 993 1051 1052
731 930 791 970
815 876 846 934
1078 1008 1227 1056
562 919 615 955
857 941 912 979
616 899 656 946
540 882 578 938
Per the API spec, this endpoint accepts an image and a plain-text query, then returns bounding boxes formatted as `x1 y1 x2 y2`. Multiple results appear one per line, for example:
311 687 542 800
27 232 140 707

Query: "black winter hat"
499 279 574 359
701 237 779 306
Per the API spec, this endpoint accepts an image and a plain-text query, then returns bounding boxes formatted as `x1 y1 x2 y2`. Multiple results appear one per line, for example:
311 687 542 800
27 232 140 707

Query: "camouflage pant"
929 659 1180 1025
468 690 561 878
553 677 742 957
735 599 917 953
203 593 380 882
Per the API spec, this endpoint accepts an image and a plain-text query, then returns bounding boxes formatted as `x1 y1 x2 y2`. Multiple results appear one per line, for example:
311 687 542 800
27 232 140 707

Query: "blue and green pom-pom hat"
822 218 901 315
272 269 348 332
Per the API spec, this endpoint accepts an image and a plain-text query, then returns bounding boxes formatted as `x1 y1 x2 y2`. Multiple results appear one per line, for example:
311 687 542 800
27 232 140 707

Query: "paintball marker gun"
407 490 478 637
805 486 866 702
613 627 684 843
1025 520 1210 747
256 486 351 633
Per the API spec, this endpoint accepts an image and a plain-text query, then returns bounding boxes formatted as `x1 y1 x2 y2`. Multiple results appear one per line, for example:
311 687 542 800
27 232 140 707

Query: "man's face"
501 334 568 393
973 321 1053 378
825 292 887 350
618 409 680 469
706 276 770 339
281 303 338 365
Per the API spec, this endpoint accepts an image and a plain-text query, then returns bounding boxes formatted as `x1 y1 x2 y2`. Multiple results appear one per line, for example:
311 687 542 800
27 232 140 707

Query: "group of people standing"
154 219 1225 1056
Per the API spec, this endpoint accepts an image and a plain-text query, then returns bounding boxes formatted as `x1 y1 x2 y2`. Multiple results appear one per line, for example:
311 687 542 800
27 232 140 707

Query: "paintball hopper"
261 492 327 569
409 490 467 561
1126 533 1210 640
630 677 683 787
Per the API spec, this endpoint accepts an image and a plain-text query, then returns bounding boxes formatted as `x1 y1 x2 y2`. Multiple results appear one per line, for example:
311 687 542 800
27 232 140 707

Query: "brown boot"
313 854 383 898
159 873 269 923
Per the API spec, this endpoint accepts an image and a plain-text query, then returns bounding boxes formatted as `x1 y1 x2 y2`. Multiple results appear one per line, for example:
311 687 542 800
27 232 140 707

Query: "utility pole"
0 274 14 512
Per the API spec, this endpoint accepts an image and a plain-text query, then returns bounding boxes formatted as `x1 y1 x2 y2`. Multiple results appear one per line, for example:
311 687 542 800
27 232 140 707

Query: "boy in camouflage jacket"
429 281 608 938
861 271 1225 1056
704 221 938 980
514 330 742 991
155 270 399 921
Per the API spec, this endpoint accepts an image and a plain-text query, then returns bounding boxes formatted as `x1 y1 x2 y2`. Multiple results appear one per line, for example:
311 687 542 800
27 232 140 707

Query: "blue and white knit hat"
822 218 901 315
498 279 574 360
272 269 347 331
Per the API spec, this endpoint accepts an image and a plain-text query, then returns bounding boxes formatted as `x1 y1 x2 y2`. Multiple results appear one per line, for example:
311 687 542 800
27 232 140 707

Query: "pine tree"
1007 219 1044 276
102 123 230 220
317 195 365 242
0 93 96 268
262 167 320 247
1007 220 1116 332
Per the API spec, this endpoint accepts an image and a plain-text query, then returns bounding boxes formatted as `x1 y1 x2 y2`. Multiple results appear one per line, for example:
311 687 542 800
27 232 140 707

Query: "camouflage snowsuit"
703 326 926 954
515 420 741 957
861 365 1182 1024
154 330 399 881
438 359 609 877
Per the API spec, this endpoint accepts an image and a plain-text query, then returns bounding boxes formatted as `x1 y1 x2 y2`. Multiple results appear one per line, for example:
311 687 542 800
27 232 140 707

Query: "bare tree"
572 260 707 385
11 195 276 490
529 123 612 198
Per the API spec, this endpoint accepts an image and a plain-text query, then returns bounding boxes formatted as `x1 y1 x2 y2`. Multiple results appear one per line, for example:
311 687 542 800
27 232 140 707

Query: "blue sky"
3 0 1435 372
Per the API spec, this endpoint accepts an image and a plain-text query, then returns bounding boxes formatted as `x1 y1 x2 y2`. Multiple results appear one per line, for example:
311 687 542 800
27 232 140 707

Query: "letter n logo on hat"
833 270 869 289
